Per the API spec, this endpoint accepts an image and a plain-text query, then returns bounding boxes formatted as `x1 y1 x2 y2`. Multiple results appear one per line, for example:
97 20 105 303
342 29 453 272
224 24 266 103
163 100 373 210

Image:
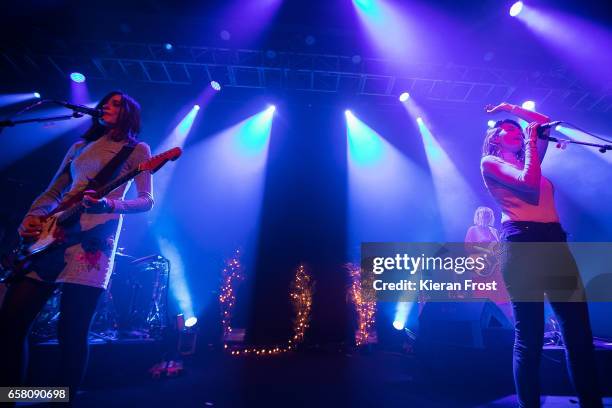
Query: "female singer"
481 102 602 407
0 91 154 402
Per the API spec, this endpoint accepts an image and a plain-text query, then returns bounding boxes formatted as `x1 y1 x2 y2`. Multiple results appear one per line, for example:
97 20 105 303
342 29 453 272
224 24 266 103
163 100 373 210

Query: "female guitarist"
0 91 154 401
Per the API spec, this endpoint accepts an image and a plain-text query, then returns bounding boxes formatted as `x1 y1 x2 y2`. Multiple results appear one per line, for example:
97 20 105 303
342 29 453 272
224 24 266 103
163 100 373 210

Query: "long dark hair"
82 91 141 144
481 119 525 162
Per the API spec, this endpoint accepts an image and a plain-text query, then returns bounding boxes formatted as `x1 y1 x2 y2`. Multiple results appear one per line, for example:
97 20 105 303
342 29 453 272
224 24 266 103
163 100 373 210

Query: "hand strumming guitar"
18 215 42 239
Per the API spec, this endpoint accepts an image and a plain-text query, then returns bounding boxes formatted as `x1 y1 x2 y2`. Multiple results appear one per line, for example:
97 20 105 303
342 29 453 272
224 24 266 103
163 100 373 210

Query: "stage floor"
24 341 612 407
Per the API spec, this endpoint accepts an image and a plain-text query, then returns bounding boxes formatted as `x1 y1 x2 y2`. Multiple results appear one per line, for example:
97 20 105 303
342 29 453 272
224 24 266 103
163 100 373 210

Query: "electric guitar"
1 147 182 282
467 244 502 278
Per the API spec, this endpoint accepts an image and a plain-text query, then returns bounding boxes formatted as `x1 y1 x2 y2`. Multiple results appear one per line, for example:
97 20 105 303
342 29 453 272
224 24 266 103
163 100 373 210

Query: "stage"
2 0 612 406
22 339 612 407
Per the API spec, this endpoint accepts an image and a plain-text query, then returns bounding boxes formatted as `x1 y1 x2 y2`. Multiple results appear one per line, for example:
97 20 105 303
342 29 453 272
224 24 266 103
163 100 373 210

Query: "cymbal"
115 248 135 259
130 254 166 265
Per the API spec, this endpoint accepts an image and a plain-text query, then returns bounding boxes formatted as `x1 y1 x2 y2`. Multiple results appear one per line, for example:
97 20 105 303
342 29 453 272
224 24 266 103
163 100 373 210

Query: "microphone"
53 101 104 118
537 121 562 139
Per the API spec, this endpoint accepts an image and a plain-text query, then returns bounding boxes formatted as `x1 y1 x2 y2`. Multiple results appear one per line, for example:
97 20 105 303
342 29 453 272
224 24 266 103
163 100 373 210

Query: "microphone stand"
540 122 612 154
0 111 84 128
0 99 87 133
541 134 612 153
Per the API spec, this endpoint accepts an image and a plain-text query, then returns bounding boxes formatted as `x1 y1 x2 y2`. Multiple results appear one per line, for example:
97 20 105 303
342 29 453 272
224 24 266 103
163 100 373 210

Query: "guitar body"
27 213 64 255
467 253 500 278
1 213 66 282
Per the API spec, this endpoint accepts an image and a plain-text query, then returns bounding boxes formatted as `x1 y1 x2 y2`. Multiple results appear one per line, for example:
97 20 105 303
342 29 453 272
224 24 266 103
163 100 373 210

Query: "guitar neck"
56 168 141 224
96 168 140 198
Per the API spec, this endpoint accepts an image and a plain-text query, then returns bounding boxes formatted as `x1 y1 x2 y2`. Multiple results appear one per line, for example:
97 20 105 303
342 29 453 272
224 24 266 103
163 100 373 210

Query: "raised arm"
481 122 541 193
486 102 550 163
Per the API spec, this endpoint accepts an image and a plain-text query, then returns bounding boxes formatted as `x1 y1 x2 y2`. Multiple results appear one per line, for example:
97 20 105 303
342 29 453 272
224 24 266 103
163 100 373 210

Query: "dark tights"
0 278 103 400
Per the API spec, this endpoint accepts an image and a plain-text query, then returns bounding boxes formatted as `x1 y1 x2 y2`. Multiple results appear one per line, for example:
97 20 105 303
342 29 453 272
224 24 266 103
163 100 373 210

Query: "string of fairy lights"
346 263 377 346
219 249 244 340
219 251 314 356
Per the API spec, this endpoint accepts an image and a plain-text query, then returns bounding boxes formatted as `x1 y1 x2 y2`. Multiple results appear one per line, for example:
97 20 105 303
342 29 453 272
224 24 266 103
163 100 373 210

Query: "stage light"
33 92 41 98
416 116 423 123
509 1 524 17
305 35 316 46
346 110 384 165
185 317 198 328
521 100 536 111
220 30 231 41
392 320 405 330
399 92 410 102
164 43 173 51
176 314 198 356
194 104 201 111
488 120 496 128
210 80 221 91
267 105 276 113
394 302 414 334
70 72 86 83
353 0 376 12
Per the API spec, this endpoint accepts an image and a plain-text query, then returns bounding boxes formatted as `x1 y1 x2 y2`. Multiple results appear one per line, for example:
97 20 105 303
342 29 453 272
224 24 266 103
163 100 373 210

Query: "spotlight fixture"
521 100 536 111
345 109 353 117
416 116 423 123
488 120 496 128
392 320 405 331
194 104 201 111
33 92 41 99
305 35 316 46
220 30 231 41
210 81 221 91
185 317 198 328
267 105 276 113
399 92 410 102
164 43 173 51
70 72 86 83
176 314 198 356
509 1 524 17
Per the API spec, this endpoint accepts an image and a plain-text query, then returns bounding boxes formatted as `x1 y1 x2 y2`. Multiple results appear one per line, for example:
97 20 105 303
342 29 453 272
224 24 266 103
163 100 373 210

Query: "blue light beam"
416 118 479 240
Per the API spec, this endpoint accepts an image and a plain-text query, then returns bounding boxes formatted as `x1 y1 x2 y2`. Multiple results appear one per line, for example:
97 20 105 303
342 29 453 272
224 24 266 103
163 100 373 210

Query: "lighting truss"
2 40 610 112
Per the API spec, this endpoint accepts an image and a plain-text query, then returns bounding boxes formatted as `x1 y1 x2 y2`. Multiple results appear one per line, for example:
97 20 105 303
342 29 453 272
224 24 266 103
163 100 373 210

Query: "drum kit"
29 249 170 343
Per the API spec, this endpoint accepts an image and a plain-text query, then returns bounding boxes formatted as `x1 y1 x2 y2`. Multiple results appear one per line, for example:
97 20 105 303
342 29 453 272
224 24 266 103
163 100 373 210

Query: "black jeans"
0 277 103 402
501 221 602 408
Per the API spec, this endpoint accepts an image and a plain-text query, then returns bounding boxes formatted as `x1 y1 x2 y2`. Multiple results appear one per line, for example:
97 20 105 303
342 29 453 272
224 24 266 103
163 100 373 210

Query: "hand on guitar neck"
82 190 113 214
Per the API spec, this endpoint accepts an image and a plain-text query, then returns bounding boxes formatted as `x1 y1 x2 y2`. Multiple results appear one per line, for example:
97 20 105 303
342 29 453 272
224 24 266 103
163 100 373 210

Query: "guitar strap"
44 140 137 215
85 141 137 190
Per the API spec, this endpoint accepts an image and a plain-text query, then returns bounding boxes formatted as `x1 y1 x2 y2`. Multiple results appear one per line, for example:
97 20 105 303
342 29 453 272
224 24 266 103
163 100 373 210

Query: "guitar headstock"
139 147 182 174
